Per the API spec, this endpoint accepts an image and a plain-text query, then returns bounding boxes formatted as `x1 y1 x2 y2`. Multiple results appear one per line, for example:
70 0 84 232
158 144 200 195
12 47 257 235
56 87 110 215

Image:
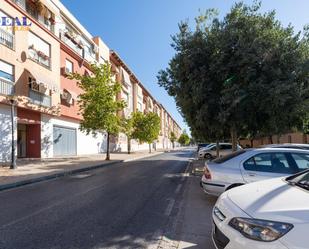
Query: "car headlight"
229 217 293 242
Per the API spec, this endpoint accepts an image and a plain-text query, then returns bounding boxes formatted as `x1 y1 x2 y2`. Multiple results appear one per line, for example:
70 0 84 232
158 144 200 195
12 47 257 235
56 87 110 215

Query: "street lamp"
7 95 17 169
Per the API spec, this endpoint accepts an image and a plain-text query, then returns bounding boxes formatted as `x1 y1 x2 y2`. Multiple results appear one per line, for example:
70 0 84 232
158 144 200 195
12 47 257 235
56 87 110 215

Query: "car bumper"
213 193 289 249
201 176 226 196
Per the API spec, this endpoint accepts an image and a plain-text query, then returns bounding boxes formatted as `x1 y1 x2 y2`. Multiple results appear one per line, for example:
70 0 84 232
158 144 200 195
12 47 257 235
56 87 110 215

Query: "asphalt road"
0 149 214 249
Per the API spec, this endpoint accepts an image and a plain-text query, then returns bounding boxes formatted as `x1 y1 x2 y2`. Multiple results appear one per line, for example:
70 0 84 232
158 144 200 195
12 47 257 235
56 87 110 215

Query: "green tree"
169 131 177 149
131 112 161 153
178 132 190 146
69 63 126 160
158 2 309 150
121 116 134 154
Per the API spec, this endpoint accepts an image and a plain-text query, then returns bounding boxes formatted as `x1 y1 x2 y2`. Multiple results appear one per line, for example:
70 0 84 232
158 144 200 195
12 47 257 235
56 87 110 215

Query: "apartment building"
0 0 181 164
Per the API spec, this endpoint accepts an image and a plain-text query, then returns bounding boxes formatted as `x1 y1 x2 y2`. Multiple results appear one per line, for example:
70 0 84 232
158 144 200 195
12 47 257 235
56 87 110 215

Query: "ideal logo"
1 16 32 31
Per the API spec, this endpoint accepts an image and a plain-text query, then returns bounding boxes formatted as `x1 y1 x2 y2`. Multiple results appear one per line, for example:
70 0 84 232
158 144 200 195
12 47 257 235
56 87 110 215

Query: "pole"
10 100 16 169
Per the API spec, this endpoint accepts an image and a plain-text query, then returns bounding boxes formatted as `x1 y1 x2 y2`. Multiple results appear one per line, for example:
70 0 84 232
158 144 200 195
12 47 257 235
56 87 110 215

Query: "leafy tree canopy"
158 1 309 143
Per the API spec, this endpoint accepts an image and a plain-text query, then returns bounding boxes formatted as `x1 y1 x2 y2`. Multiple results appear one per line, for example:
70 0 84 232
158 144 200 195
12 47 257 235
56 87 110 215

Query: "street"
0 149 216 249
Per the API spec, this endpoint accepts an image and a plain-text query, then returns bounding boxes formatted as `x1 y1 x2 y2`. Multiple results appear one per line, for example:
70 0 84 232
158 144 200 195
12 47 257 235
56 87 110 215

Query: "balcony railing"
0 28 14 50
0 78 14 95
12 0 55 33
28 47 51 68
60 31 84 57
84 51 96 63
29 89 51 107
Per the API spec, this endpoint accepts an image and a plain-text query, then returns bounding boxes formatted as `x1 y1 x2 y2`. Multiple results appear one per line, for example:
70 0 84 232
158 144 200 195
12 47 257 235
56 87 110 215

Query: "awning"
26 69 60 93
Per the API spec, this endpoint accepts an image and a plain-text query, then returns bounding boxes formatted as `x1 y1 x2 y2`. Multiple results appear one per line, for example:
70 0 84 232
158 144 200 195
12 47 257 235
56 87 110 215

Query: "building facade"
0 0 182 164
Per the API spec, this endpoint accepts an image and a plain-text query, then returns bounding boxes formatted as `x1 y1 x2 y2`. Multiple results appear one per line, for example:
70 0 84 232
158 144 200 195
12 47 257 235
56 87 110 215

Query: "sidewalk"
0 150 166 191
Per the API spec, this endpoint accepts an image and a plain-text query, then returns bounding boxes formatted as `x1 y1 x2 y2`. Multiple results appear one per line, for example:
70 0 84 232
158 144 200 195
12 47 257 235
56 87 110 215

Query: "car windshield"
286 170 309 191
212 150 247 164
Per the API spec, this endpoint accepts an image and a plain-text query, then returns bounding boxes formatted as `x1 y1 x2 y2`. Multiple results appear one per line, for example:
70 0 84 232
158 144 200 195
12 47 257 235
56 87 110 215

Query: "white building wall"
0 104 16 164
41 114 106 158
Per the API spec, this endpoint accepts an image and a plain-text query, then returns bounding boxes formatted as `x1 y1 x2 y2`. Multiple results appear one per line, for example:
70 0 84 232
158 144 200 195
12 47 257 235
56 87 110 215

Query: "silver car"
200 147 309 196
198 143 242 159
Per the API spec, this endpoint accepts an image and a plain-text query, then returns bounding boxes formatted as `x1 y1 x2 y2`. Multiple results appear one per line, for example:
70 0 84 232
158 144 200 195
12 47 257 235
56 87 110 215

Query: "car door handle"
248 173 256 177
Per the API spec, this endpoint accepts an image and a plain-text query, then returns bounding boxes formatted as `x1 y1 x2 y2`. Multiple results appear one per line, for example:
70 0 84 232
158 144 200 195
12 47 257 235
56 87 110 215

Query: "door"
53 125 77 156
17 124 27 158
241 152 294 183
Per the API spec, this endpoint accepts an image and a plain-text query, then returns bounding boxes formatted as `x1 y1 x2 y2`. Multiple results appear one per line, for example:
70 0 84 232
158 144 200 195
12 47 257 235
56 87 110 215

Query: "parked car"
212 170 309 249
198 143 242 159
263 143 309 150
197 143 210 152
201 148 309 196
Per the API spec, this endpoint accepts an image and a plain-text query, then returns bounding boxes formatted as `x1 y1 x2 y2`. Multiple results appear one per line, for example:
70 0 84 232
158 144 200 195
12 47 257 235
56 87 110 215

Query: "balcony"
0 78 14 95
84 51 96 63
28 46 51 68
29 89 51 107
12 0 55 33
0 28 14 50
60 31 84 57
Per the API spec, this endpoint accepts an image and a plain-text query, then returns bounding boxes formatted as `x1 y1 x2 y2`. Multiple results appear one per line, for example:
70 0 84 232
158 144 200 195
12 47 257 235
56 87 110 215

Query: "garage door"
53 125 77 156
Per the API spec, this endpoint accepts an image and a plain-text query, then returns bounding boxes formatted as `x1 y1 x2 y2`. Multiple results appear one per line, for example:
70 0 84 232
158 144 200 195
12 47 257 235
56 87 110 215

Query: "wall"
41 114 106 158
0 0 61 114
0 104 17 164
239 132 309 148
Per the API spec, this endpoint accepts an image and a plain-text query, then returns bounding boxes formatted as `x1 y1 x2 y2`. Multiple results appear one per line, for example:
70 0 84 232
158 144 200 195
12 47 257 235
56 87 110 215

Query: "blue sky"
61 0 309 134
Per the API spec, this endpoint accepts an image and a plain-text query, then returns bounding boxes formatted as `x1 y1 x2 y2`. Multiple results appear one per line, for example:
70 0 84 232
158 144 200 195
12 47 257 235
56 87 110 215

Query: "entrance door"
17 124 27 158
53 125 77 156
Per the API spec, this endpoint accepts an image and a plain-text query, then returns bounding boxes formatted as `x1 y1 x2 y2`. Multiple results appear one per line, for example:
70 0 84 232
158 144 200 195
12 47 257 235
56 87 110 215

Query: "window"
0 60 14 82
28 32 51 68
65 59 73 73
138 102 142 112
243 153 293 174
290 153 309 170
220 144 232 150
123 92 129 103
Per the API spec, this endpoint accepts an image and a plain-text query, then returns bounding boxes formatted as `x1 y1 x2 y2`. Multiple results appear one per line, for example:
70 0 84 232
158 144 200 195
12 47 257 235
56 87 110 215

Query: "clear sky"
61 0 309 134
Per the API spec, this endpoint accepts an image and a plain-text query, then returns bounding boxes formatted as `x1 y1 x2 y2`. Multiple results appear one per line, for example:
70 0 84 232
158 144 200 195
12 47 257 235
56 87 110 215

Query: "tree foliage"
178 132 190 146
170 131 177 148
69 63 126 159
131 112 161 152
158 1 309 145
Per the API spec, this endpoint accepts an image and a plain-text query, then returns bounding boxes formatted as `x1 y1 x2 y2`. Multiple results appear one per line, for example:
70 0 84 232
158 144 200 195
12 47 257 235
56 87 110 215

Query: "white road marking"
175 184 182 194
164 199 175 216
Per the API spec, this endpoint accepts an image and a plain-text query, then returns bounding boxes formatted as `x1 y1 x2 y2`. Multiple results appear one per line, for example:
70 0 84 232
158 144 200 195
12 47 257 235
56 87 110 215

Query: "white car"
201 148 309 196
198 143 242 159
212 170 309 249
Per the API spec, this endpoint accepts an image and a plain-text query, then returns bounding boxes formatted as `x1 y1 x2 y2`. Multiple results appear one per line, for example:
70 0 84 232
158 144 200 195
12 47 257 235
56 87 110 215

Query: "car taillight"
204 167 211 179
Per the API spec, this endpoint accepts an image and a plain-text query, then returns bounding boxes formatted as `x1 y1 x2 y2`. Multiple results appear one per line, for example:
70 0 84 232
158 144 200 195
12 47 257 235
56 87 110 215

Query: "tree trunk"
172 142 175 149
269 135 273 144
216 140 220 158
230 127 237 151
149 143 152 153
250 139 253 148
127 136 131 154
105 132 110 160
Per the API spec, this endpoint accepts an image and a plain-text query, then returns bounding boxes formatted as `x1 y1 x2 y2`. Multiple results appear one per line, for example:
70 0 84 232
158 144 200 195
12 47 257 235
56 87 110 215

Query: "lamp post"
7 95 16 169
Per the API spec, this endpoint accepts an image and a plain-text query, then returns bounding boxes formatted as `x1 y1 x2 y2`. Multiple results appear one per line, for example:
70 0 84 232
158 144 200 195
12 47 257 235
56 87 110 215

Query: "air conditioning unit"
31 81 40 92
61 66 71 76
61 90 73 104
39 83 48 94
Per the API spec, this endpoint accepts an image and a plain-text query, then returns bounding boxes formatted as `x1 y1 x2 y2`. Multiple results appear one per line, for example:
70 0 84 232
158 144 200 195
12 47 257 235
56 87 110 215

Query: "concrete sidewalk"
0 150 166 191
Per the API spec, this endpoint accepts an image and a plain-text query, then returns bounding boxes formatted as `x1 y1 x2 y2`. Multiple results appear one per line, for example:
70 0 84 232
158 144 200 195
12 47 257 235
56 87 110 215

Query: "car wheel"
204 153 212 159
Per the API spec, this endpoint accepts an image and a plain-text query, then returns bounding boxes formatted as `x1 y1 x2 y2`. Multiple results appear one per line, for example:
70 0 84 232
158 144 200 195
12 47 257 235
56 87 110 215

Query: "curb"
0 151 165 192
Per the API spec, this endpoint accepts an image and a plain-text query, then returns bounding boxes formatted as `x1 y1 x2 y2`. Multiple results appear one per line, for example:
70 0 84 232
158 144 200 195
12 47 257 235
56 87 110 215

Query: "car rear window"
213 150 247 164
